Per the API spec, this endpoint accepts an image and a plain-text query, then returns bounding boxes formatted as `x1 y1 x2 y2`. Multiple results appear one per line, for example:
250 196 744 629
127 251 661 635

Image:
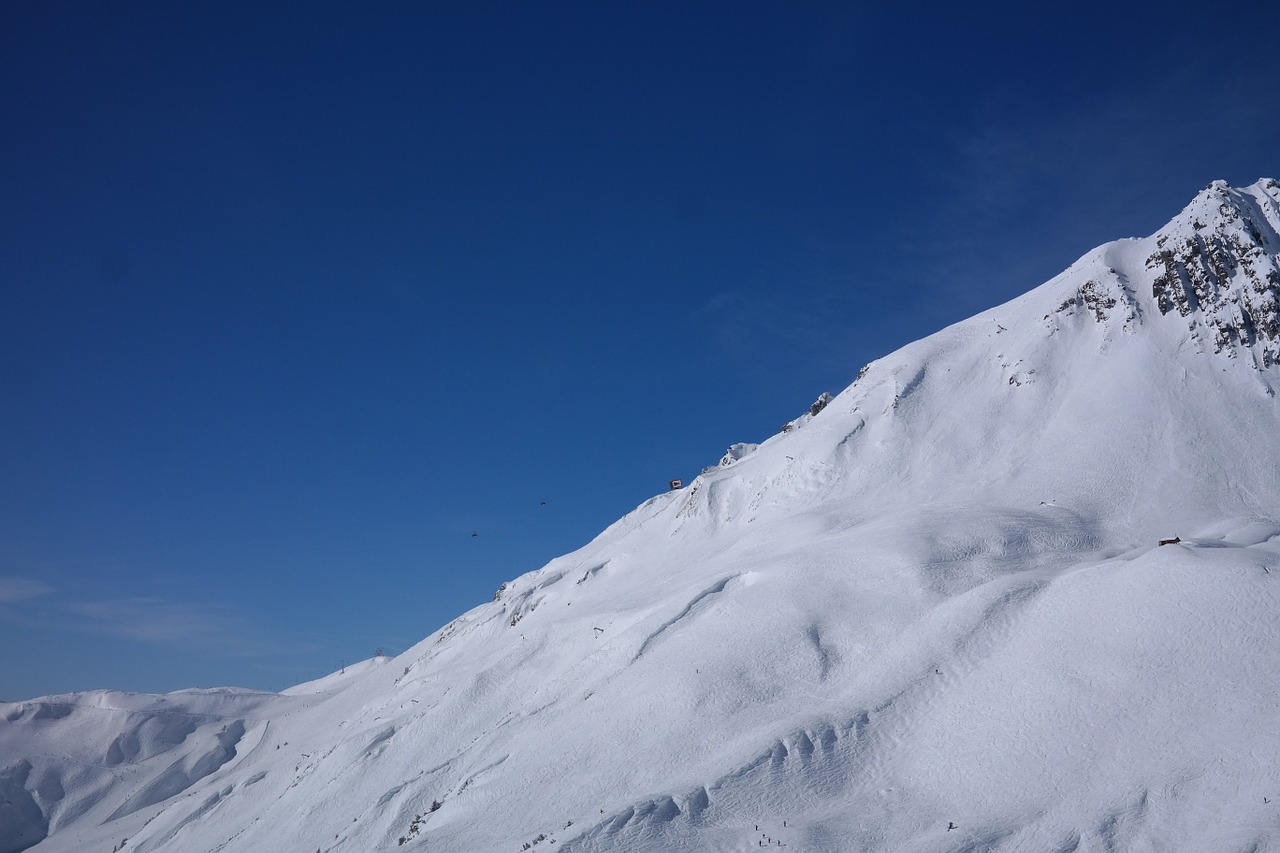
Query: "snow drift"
5 179 1280 853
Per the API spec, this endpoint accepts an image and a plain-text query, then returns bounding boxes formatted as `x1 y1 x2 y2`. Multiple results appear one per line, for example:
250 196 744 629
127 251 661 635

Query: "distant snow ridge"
6 180 1280 853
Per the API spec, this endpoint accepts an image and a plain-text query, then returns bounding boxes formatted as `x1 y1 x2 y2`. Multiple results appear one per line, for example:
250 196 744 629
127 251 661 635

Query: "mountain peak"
1145 178 1280 365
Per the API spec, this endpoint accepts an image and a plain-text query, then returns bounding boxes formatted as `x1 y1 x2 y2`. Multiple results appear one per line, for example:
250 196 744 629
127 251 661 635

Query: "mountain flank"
4 180 1280 853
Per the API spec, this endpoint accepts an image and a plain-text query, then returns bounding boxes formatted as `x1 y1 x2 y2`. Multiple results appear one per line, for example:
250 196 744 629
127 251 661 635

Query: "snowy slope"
5 180 1280 853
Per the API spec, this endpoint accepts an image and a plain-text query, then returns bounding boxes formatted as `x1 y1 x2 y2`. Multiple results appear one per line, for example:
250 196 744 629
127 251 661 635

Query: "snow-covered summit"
5 181 1280 853
1145 178 1280 364
660 178 1280 543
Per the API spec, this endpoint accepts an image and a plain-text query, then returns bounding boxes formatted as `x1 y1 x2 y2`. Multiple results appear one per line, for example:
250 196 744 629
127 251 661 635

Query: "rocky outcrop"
1051 277 1139 330
1146 180 1280 366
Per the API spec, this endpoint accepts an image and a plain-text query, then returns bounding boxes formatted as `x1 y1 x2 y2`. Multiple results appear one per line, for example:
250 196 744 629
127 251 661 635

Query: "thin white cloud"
65 597 263 654
0 576 54 603
0 577 314 661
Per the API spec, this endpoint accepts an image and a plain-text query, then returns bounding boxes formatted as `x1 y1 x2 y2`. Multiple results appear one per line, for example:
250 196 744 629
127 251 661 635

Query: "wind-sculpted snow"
0 690 280 852
8 181 1280 852
0 760 47 853
630 573 745 662
104 719 246 822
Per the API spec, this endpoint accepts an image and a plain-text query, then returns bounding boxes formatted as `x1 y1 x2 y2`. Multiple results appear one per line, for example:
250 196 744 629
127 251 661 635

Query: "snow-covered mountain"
5 179 1280 853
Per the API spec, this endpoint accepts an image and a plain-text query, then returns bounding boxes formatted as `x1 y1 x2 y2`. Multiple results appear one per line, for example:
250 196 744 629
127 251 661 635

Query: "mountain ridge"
4 180 1280 853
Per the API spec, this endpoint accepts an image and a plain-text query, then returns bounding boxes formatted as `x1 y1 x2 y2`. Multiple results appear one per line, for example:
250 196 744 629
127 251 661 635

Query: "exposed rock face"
1052 278 1138 329
1145 180 1280 366
808 392 834 417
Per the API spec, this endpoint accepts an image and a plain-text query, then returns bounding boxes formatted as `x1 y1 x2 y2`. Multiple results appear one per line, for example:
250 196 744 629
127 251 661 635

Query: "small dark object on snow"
1158 536 1181 546
669 479 683 490
947 822 957 831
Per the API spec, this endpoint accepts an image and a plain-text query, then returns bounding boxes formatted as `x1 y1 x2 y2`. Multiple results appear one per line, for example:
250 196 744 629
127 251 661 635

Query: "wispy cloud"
66 597 247 645
0 572 317 663
0 576 54 603
47 594 308 659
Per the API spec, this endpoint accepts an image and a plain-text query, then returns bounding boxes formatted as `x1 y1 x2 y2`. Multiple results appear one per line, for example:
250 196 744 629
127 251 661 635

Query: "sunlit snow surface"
5 181 1280 852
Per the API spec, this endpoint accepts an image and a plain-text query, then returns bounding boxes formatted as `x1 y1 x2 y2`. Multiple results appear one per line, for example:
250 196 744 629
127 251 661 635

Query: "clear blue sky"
2 1 1277 700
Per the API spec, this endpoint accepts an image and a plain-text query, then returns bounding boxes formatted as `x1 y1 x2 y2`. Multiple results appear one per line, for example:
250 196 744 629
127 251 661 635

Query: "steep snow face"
7 182 1280 853
665 179 1280 541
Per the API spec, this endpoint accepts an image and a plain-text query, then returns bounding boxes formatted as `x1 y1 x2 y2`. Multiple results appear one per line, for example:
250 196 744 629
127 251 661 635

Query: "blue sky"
2 1 1277 700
